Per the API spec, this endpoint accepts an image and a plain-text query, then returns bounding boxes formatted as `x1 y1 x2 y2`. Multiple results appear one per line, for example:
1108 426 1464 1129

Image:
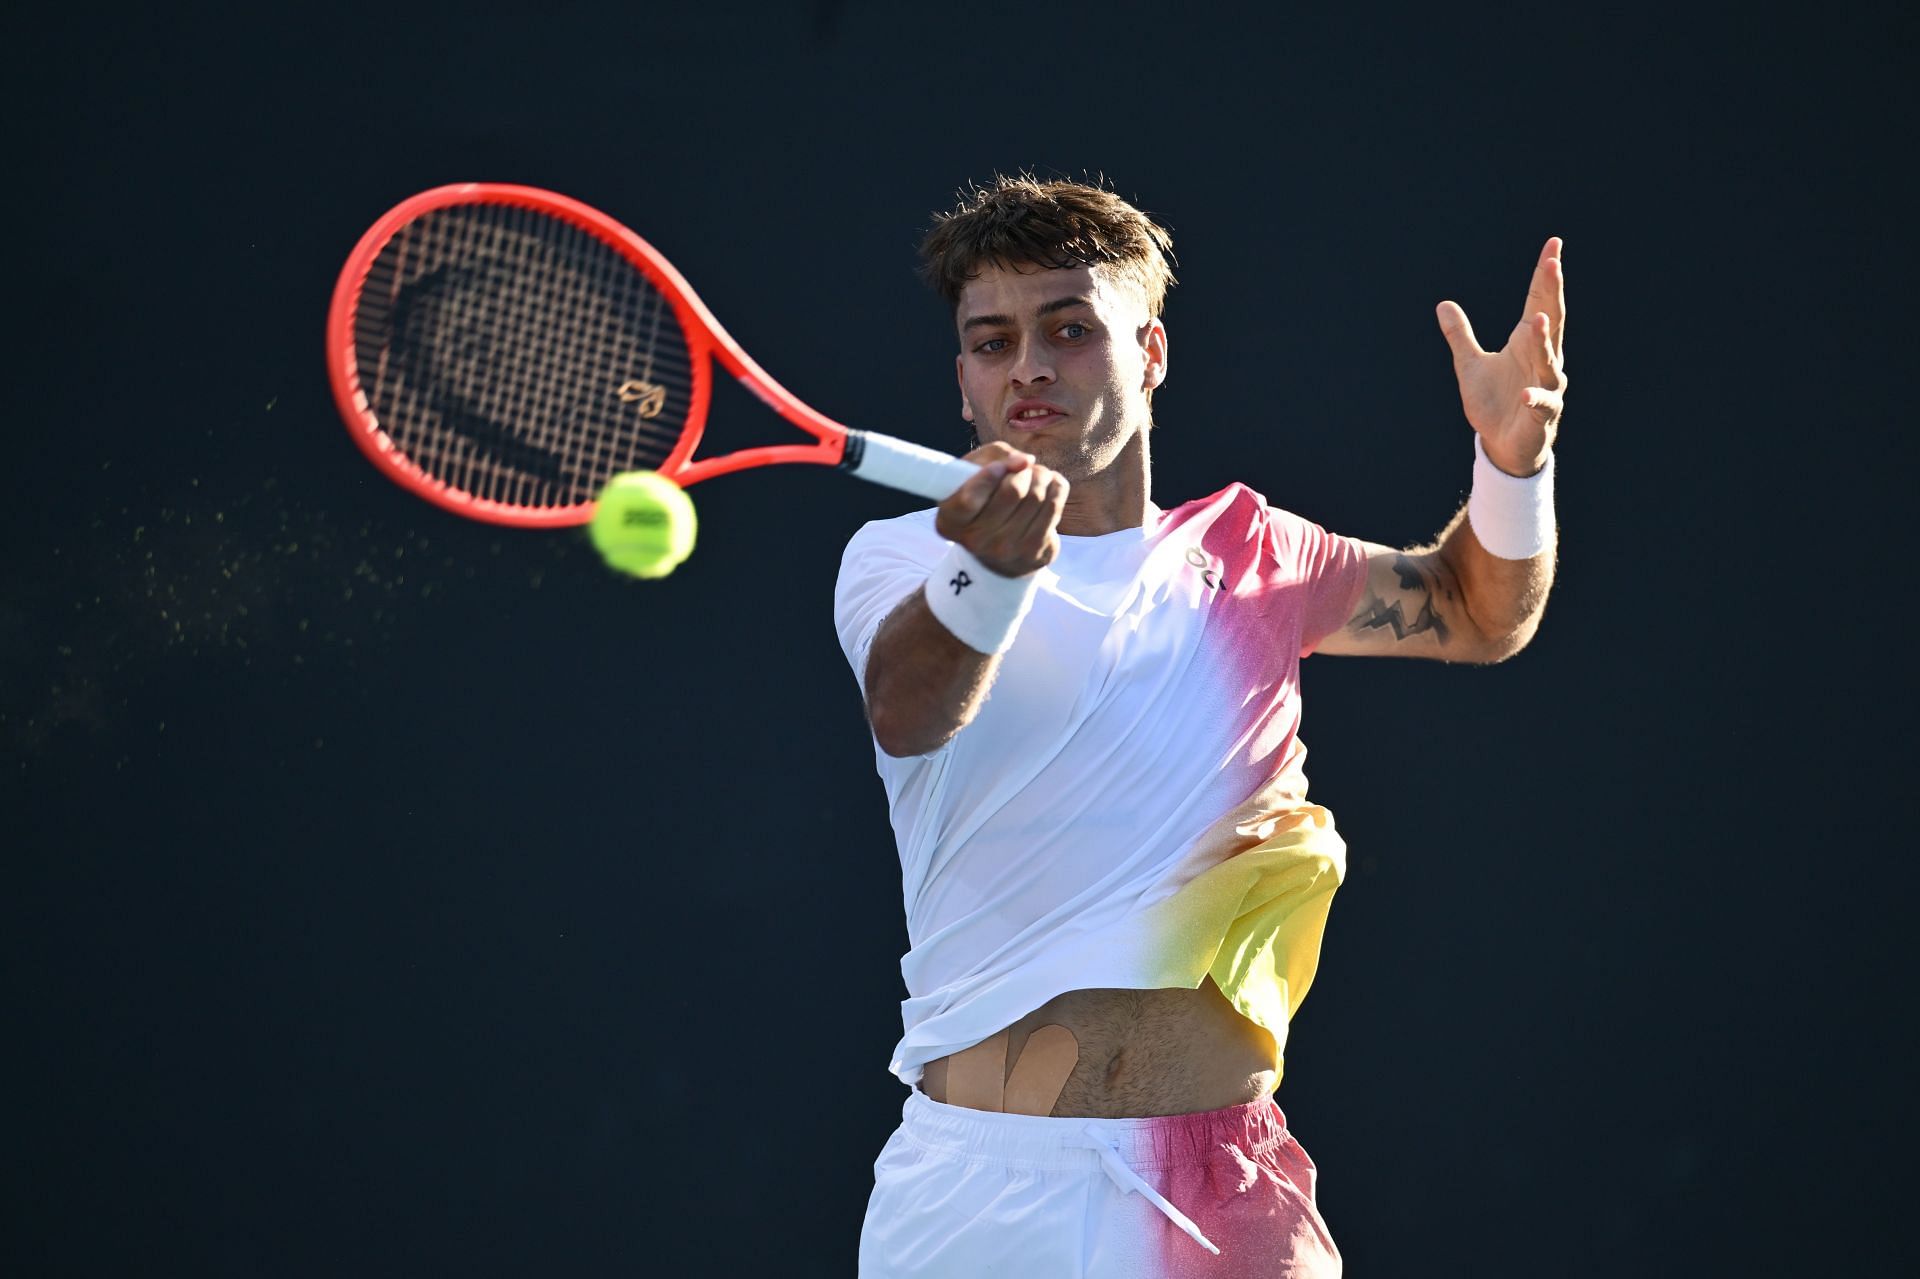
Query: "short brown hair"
918 174 1176 317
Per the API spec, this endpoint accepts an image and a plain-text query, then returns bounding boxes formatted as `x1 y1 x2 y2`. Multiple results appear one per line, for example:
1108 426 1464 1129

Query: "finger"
972 468 1046 567
1531 311 1559 383
1546 254 1565 362
1435 301 1483 366
1522 386 1564 421
979 464 1037 529
962 440 1035 471
1015 469 1067 545
939 459 1011 528
1524 238 1565 360
1031 473 1070 567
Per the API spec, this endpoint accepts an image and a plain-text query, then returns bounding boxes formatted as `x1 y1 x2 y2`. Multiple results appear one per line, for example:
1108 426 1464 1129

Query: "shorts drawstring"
1066 1124 1220 1256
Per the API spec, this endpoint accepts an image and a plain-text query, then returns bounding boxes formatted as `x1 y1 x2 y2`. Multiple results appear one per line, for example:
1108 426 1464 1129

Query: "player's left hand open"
1436 237 1566 477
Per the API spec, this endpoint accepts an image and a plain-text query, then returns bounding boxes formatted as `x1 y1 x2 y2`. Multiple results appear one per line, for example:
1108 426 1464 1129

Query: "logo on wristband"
950 571 972 595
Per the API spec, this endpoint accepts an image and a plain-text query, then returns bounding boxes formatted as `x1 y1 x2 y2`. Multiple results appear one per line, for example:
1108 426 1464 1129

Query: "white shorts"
859 1091 1340 1277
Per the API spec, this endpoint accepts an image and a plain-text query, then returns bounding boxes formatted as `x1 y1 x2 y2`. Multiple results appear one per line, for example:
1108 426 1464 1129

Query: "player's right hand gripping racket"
326 183 980 527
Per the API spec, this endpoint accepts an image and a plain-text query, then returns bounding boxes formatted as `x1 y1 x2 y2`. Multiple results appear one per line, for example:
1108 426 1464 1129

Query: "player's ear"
956 353 975 422
1141 318 1168 392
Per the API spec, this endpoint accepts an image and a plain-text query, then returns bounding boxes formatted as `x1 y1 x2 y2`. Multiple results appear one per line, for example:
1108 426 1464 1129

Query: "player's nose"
1009 336 1055 386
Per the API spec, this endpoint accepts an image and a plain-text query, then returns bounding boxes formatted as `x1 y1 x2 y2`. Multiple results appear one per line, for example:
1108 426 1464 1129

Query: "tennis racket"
326 183 979 527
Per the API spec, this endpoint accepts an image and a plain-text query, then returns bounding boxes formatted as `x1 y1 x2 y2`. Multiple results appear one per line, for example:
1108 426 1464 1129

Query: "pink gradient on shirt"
1159 484 1369 803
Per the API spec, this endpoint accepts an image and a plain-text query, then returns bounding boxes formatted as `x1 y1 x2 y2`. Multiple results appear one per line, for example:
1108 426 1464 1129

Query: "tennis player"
835 176 1563 1276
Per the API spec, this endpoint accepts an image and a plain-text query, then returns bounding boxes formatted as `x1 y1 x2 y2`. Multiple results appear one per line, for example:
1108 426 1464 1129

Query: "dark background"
6 3 1912 1275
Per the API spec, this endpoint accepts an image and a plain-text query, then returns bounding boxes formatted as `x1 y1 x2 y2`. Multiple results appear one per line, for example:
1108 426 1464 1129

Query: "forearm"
864 591 1001 757
1431 504 1555 662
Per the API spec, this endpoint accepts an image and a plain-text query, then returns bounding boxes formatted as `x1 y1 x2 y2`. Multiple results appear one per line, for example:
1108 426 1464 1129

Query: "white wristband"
1468 436 1556 560
922 543 1039 655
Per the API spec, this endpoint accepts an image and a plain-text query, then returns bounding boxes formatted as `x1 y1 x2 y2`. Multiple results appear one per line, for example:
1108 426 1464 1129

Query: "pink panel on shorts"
861 1094 1341 1277
1117 1100 1341 1278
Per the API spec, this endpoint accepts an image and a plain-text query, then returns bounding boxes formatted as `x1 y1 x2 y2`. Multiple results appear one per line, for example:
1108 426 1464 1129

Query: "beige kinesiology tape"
946 1030 1008 1112
946 1025 1082 1116
1003 1026 1080 1115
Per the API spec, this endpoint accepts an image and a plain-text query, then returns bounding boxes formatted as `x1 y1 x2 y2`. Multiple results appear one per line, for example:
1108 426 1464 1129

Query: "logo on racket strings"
616 379 668 419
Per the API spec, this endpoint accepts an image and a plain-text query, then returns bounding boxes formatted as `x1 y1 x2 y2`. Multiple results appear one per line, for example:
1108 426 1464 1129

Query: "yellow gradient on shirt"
1133 805 1345 1082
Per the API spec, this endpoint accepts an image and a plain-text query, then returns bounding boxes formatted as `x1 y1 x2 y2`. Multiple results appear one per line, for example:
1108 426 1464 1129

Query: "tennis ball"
589 471 697 579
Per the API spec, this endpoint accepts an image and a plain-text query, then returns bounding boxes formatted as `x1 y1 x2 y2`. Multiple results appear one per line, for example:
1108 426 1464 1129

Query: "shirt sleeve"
1258 497 1372 658
833 516 944 695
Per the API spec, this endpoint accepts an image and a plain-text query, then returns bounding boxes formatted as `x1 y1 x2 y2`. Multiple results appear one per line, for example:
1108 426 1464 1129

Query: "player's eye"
975 337 1008 354
1057 323 1089 340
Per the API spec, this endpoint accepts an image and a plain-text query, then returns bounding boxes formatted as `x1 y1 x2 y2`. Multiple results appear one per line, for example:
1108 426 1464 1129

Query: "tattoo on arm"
1349 554 1453 645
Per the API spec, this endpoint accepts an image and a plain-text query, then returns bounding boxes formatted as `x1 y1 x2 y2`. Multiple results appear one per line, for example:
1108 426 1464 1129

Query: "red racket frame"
326 183 857 528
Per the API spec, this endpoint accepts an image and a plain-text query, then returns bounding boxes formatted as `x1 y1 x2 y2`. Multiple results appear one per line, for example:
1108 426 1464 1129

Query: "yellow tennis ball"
589 471 697 579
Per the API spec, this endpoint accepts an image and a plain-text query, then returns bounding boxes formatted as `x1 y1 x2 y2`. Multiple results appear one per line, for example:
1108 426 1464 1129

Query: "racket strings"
350 202 698 510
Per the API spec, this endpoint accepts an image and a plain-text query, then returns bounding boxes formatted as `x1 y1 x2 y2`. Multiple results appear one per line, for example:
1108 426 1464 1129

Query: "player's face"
953 263 1166 481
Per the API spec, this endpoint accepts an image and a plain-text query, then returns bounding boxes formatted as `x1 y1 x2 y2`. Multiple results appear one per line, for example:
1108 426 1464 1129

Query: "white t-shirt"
833 483 1370 1086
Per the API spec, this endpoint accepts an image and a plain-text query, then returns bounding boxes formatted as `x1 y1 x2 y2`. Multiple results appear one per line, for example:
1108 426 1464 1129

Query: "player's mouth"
1006 400 1066 431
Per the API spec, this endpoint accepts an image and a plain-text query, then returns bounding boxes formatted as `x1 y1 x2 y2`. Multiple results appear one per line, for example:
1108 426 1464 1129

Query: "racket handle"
841 430 982 502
